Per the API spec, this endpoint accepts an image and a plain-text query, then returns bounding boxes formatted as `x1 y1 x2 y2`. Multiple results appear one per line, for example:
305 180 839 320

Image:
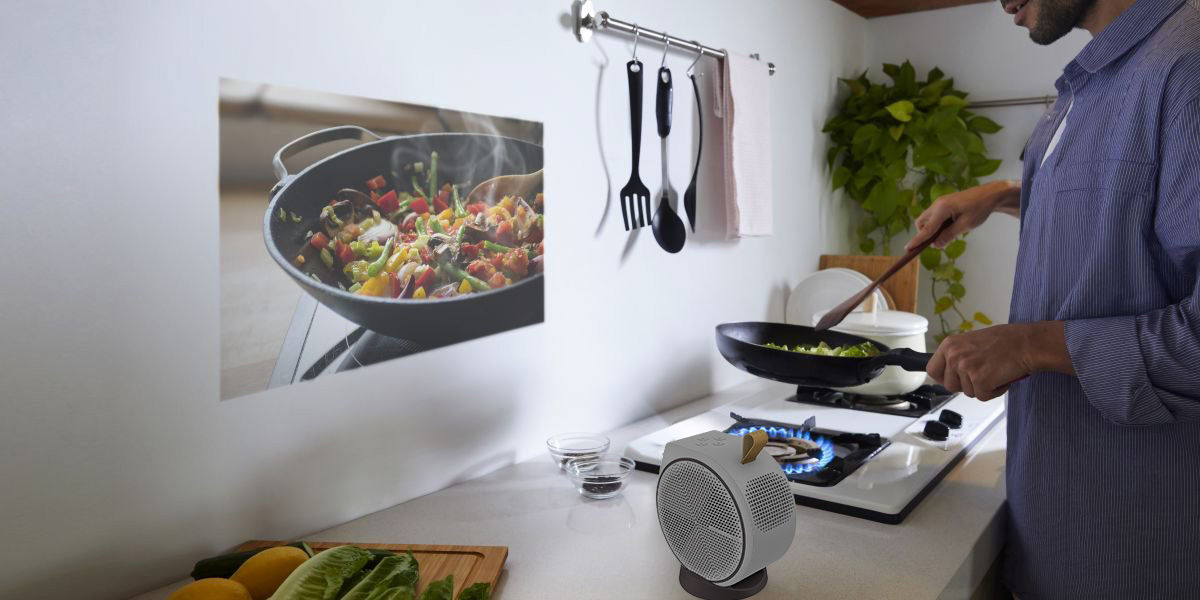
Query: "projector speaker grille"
745 472 793 532
657 459 744 582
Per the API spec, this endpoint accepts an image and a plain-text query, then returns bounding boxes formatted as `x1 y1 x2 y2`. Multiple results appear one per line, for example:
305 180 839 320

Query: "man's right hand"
905 180 1021 252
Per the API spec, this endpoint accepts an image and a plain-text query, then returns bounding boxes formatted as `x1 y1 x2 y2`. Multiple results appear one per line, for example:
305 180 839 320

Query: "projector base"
679 566 768 599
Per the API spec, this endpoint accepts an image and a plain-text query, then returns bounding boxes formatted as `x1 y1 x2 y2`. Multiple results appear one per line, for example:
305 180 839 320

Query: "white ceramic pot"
811 309 928 396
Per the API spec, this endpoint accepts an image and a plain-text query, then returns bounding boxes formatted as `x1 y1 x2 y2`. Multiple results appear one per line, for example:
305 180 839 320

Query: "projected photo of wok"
219 78 544 400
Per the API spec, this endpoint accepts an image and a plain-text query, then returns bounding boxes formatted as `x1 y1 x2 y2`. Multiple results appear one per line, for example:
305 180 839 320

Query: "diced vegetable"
458 279 472 294
376 190 399 214
483 241 512 253
348 282 362 293
442 262 491 292
762 340 880 357
335 241 357 265
410 197 430 215
452 185 465 219
433 192 449 214
412 265 435 291
366 175 387 191
309 232 329 250
428 151 439 206
358 274 390 297
319 248 334 269
413 287 426 299
412 176 426 199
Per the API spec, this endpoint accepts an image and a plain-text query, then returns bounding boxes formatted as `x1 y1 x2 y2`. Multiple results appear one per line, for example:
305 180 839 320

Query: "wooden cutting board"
818 254 919 313
236 541 507 598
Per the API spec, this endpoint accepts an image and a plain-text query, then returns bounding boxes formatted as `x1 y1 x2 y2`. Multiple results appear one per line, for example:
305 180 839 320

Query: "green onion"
415 215 427 236
348 282 362 293
412 176 426 199
320 248 334 269
290 211 302 223
456 223 467 243
483 241 512 253
278 207 287 222
366 238 393 277
430 217 445 234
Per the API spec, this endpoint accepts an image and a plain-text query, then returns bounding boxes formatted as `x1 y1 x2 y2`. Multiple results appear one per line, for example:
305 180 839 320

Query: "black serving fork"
620 59 651 230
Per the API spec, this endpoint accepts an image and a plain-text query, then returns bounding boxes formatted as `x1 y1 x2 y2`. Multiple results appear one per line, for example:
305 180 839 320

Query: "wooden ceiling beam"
833 0 993 19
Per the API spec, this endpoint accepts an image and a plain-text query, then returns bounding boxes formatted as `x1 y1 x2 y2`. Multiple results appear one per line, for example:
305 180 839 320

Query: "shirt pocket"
1049 159 1156 233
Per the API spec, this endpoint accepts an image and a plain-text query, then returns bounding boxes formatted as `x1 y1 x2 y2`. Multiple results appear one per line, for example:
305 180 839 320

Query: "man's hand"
927 321 1074 401
905 180 1022 252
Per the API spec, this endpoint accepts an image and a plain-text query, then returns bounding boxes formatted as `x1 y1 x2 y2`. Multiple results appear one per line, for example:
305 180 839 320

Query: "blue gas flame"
732 426 835 474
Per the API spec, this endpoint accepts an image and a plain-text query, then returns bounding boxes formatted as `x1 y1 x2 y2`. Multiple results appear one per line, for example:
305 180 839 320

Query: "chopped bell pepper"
413 286 426 299
376 190 399 214
334 241 356 265
458 279 472 294
366 175 387 191
358 274 390 297
309 232 329 250
410 197 430 214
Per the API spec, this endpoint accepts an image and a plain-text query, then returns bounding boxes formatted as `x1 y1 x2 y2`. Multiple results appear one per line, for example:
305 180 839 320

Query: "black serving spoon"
652 49 687 253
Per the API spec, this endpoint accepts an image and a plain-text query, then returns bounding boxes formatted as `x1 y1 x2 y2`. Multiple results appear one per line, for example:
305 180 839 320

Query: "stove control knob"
923 420 950 441
938 409 964 429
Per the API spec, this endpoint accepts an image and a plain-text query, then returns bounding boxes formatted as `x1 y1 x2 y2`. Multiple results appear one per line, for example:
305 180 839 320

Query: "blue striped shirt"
1006 0 1200 597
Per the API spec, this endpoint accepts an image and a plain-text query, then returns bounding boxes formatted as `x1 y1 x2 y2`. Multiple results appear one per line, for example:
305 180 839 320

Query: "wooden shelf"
833 0 992 18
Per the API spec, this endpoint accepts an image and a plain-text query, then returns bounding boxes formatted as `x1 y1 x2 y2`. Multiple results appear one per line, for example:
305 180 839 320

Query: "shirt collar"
1074 0 1186 74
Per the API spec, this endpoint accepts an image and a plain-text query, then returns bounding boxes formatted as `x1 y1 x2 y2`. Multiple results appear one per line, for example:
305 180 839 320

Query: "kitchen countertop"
134 379 1008 600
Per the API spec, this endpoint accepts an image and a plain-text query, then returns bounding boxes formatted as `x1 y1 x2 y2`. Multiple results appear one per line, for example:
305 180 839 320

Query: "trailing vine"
823 61 1001 342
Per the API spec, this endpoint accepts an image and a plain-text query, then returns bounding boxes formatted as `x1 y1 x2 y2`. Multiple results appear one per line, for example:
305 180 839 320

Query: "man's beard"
1027 0 1097 45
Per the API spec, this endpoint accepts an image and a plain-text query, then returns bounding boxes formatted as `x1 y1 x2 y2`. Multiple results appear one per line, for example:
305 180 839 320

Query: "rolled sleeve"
1065 96 1200 426
1065 317 1173 425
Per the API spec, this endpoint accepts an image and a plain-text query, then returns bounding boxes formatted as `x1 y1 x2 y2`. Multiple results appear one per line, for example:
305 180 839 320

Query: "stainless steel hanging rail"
967 95 1057 109
573 0 776 76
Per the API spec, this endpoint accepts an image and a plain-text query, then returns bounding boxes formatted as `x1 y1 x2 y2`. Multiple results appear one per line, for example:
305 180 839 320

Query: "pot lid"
811 309 928 336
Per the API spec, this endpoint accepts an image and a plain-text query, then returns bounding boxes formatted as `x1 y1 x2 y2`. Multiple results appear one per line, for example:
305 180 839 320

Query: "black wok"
716 322 932 388
265 126 543 344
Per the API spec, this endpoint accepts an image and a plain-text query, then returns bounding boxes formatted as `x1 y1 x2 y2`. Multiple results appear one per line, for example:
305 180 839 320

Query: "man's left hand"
926 321 1073 401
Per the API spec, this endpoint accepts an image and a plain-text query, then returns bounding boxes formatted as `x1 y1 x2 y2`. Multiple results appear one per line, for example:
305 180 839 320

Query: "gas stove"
789 384 956 418
625 382 1004 524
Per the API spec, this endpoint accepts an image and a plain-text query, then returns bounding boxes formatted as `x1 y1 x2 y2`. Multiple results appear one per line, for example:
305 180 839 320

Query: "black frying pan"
716 322 932 388
265 126 543 345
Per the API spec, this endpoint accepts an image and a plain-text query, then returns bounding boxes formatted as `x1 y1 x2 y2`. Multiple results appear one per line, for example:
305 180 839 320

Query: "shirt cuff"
1064 316 1172 425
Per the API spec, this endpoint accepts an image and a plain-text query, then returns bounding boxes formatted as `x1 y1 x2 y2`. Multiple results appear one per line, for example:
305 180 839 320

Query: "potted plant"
823 61 1002 342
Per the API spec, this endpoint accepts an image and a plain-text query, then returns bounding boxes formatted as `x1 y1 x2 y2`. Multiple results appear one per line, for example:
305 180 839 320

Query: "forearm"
1020 320 1075 375
990 180 1022 217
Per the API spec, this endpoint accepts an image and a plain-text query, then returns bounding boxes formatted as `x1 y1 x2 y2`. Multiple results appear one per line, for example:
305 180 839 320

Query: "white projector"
656 430 796 599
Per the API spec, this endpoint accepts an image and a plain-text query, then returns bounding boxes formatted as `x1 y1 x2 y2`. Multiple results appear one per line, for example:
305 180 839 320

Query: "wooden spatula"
814 219 953 332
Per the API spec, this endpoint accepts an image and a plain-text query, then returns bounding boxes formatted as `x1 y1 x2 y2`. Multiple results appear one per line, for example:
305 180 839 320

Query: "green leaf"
945 239 967 259
970 158 1003 177
832 166 852 191
826 146 840 171
852 124 881 146
418 575 455 600
886 159 907 179
458 583 492 600
930 182 956 201
974 312 993 325
927 66 945 83
920 247 942 270
949 282 966 299
885 100 915 123
939 95 968 109
960 320 975 331
935 296 954 314
889 125 905 141
859 238 876 254
933 263 957 279
967 115 1003 134
950 267 964 281
883 63 901 80
840 77 866 96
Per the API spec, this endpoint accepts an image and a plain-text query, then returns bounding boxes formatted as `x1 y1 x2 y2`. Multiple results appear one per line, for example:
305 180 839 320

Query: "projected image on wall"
219 79 545 400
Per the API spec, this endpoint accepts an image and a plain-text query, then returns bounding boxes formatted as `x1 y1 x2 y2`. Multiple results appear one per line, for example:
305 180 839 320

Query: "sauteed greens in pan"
289 152 544 300
763 341 880 358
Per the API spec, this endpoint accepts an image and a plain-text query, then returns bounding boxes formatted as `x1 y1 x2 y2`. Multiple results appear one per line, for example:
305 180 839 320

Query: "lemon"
230 546 310 600
167 578 252 600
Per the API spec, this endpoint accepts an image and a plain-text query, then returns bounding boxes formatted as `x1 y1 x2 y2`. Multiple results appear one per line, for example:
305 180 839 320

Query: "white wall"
0 1 868 597
867 2 1090 328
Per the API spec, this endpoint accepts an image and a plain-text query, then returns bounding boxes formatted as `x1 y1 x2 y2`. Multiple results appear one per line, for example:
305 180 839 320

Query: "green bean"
412 176 426 199
429 151 438 203
367 238 393 277
452 184 465 219
483 241 512 253
442 262 490 292
430 216 445 234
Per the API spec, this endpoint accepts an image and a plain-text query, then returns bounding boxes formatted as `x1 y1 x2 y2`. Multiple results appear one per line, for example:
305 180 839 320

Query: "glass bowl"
546 433 610 470
565 457 635 500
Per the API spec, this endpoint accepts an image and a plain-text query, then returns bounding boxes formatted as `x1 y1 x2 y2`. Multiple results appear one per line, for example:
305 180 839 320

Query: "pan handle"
270 125 383 195
876 348 933 372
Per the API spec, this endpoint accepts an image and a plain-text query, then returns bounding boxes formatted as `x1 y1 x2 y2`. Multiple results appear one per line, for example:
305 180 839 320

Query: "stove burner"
787 385 954 418
731 426 835 474
725 413 889 487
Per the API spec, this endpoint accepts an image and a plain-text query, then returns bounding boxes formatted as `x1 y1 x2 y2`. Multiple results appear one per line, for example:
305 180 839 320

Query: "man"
906 0 1200 597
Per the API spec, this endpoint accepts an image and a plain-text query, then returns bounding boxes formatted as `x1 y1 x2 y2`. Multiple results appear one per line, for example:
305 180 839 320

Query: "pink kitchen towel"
722 52 773 238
